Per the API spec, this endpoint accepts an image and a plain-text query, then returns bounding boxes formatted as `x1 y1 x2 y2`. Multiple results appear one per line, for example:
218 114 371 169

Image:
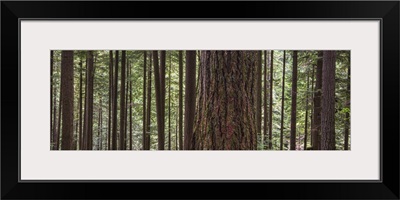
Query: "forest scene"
51 50 350 151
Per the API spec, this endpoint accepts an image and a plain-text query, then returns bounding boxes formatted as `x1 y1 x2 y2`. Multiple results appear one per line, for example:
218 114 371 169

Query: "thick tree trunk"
184 51 196 150
120 51 126 150
178 51 183 150
344 62 350 150
142 51 147 150
269 50 274 149
290 51 298 150
256 51 262 148
153 51 165 150
312 51 323 150
60 50 74 150
321 51 336 150
112 51 119 150
84 51 94 150
108 51 113 150
193 51 257 150
145 52 152 150
280 51 286 150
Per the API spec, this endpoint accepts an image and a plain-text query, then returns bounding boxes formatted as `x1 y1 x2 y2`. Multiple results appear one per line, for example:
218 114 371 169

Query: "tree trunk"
108 51 113 150
310 65 315 147
304 69 310 150
193 51 257 150
312 51 323 150
145 52 152 150
280 51 286 150
78 58 83 150
168 53 172 150
269 50 274 149
321 51 336 150
160 51 166 150
290 51 298 150
344 62 350 150
50 51 54 149
60 50 74 150
178 51 183 150
120 51 126 150
184 51 196 150
263 50 268 150
129 61 133 150
153 51 165 150
112 51 119 150
142 51 147 150
84 51 94 150
256 51 262 148
98 98 102 150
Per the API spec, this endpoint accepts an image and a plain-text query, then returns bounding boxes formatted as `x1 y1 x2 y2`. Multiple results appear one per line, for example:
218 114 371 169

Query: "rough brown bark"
112 51 119 150
310 65 315 146
312 51 323 150
60 50 74 150
280 51 286 150
84 51 94 150
256 51 262 148
344 61 350 150
321 51 336 150
184 51 196 150
153 51 165 150
269 50 274 149
178 51 183 150
142 51 147 150
290 51 298 150
120 51 126 150
193 51 257 150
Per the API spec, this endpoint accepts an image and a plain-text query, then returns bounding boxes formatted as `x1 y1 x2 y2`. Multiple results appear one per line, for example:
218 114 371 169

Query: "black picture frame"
2 1 399 199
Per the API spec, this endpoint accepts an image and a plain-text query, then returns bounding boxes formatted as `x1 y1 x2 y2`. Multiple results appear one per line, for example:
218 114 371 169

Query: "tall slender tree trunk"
304 69 310 150
256 51 262 149
184 51 196 150
108 51 113 150
142 51 147 150
129 62 133 150
193 51 256 150
78 58 83 150
52 87 58 150
263 51 268 150
153 51 164 150
321 51 336 150
160 51 166 150
84 51 94 150
312 51 323 150
112 51 119 150
145 52 152 150
50 51 54 149
119 51 126 150
98 98 102 150
269 50 274 149
290 51 298 150
56 86 62 150
60 50 74 150
280 51 286 150
168 53 172 150
125 61 129 149
310 65 315 146
344 62 350 150
178 51 183 150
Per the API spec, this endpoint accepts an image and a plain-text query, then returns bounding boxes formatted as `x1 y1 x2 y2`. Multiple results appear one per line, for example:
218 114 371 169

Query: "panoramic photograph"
50 50 350 150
